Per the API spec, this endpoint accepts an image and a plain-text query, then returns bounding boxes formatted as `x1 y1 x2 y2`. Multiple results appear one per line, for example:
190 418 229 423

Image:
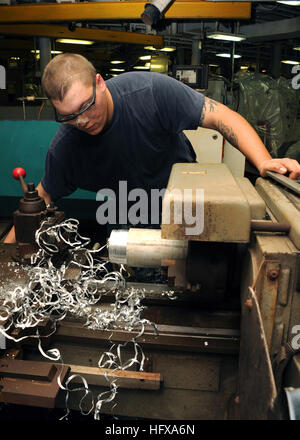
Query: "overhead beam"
240 16 300 41
0 39 113 61
0 1 251 23
0 38 117 58
0 24 164 47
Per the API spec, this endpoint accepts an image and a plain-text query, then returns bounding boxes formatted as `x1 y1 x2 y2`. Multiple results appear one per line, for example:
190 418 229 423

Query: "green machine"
0 120 97 219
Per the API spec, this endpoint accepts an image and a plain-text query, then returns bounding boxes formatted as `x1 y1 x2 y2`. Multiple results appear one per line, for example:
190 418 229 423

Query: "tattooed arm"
199 96 300 179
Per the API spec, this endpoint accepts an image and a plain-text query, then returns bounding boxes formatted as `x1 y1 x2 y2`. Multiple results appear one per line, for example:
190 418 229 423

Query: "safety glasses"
54 78 96 123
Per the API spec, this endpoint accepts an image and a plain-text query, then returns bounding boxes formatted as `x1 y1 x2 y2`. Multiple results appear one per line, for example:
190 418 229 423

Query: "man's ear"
96 73 106 92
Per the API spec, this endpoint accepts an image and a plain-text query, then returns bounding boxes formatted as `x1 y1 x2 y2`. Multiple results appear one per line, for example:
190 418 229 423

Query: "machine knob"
12 167 26 180
12 167 46 213
12 167 28 194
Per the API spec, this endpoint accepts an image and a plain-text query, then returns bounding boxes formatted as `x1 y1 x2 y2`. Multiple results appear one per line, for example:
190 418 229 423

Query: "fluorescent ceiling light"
216 53 242 58
31 50 62 54
293 47 300 51
240 66 248 70
144 46 175 52
139 55 151 60
56 39 94 45
160 47 176 52
277 1 300 5
207 32 246 42
110 60 126 64
110 68 125 72
133 66 150 70
281 60 300 64
144 46 157 51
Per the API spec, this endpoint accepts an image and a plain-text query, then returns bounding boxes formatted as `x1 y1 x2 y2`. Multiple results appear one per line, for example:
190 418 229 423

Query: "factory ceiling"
0 1 299 80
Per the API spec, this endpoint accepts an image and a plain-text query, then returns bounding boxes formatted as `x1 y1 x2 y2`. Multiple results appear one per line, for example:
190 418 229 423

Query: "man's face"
52 73 113 135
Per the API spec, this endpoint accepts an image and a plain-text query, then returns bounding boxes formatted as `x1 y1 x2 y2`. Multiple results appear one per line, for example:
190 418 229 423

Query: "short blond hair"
42 53 96 101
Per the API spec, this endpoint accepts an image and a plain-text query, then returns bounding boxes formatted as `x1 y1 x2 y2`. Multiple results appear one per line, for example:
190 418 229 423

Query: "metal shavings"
94 377 118 421
0 218 160 420
98 341 146 371
161 289 178 300
58 370 95 421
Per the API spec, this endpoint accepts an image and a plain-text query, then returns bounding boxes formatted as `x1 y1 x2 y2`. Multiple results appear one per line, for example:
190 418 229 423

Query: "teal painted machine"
0 121 98 220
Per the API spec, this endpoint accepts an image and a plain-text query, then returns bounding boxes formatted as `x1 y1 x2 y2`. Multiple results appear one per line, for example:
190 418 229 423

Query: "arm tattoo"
199 97 219 126
207 97 219 112
199 101 206 126
199 97 239 149
216 120 239 149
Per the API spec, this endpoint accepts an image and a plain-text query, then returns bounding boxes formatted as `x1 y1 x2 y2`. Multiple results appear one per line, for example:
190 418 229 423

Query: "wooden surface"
68 364 162 390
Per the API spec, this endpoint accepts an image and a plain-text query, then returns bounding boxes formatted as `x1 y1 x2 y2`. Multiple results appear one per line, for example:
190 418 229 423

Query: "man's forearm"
36 182 52 206
200 97 300 179
215 108 272 172
201 98 272 172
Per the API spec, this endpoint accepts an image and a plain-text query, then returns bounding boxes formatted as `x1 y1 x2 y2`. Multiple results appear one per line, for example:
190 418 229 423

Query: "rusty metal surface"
238 287 277 420
55 320 240 355
0 358 56 381
250 220 290 233
255 178 300 250
152 352 220 392
161 163 251 243
45 340 239 420
253 260 281 349
0 359 70 408
266 171 300 197
245 233 300 359
235 177 266 220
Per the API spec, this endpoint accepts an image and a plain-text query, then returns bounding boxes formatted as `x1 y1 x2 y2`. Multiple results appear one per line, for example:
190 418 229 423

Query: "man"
4 53 300 243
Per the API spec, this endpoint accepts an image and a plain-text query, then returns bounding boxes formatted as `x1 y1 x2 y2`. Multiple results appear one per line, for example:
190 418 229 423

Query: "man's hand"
3 226 16 244
259 158 300 180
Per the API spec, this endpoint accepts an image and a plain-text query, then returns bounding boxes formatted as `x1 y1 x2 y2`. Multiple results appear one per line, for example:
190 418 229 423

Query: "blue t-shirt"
41 72 204 202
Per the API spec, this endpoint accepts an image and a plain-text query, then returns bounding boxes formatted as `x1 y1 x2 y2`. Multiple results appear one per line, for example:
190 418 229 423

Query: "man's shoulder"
106 71 174 96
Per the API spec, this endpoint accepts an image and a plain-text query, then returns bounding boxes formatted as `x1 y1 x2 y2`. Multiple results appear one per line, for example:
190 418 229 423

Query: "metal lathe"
0 162 300 420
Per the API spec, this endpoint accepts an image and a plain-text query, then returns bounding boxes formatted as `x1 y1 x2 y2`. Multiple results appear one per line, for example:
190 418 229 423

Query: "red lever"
13 167 26 180
12 167 28 194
